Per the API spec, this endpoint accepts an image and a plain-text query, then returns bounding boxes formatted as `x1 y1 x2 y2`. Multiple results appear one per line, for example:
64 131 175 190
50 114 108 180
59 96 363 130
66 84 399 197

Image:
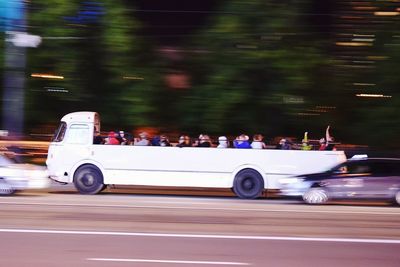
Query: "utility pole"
1 0 40 138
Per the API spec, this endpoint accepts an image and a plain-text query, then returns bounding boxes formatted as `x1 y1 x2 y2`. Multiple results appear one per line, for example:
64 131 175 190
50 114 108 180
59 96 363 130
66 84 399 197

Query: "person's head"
218 136 229 148
179 135 190 144
200 134 210 143
108 131 115 138
253 134 263 142
119 130 125 137
94 127 100 136
139 132 148 140
237 134 249 141
279 138 286 145
218 136 228 143
319 138 326 144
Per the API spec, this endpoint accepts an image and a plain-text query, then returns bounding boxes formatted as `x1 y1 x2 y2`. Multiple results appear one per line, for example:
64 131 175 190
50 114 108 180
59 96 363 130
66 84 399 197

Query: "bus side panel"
89 146 346 189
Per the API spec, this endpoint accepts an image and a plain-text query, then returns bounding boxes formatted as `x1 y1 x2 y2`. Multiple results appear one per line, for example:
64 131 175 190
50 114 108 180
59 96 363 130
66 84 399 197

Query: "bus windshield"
52 122 67 142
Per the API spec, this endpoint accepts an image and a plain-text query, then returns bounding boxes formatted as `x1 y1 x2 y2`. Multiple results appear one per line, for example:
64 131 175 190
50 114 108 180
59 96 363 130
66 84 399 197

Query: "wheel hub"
243 178 254 190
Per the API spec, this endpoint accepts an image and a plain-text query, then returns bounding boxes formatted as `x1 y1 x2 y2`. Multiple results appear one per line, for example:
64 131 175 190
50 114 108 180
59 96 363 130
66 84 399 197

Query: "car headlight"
280 177 305 185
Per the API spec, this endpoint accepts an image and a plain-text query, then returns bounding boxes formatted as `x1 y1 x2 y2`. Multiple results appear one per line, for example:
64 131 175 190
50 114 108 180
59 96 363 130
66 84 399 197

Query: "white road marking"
87 258 250 265
0 200 398 215
0 228 400 244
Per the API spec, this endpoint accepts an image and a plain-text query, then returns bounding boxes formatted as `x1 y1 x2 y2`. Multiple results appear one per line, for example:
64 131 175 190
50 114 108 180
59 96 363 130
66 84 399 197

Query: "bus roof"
61 111 98 124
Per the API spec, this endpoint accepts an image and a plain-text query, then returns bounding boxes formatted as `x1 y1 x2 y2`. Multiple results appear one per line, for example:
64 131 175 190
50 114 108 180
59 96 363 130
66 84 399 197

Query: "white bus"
46 111 347 199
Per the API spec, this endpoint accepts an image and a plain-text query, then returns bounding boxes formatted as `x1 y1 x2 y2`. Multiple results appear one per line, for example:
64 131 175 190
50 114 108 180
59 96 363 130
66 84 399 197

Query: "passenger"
192 134 202 147
318 138 327 151
324 125 337 151
104 131 120 145
160 134 171 147
117 130 128 145
301 132 312 150
151 135 161 146
134 132 150 146
251 134 266 149
197 134 212 147
176 135 191 147
217 136 229 148
276 138 291 150
234 134 251 149
93 127 104 144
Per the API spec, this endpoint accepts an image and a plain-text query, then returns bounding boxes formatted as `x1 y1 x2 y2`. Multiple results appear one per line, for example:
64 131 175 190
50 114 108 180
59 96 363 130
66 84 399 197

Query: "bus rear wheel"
73 165 104 195
233 169 264 199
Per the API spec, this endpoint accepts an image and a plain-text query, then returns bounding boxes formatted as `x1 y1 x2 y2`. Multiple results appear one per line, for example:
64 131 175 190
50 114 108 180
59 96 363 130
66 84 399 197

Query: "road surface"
0 186 399 267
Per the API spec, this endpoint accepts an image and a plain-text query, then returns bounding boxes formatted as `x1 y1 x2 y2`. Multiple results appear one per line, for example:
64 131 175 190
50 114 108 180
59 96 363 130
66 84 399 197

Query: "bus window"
66 124 90 144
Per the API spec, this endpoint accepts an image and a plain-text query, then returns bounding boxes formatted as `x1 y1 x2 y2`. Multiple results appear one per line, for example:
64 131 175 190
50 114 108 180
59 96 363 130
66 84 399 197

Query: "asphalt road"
0 186 399 267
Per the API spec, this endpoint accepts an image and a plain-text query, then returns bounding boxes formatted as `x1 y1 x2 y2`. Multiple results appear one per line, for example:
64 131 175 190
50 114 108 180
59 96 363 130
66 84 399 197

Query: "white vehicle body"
0 154 49 195
46 111 347 198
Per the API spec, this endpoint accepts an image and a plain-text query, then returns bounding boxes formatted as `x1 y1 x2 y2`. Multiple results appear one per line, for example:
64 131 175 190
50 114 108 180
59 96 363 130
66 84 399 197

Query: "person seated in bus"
93 128 104 144
276 138 291 150
104 131 120 145
234 134 251 149
300 132 312 150
318 138 326 150
251 134 266 149
160 135 171 146
176 135 191 147
152 135 171 146
134 132 150 146
196 134 212 147
117 130 128 145
324 125 337 151
151 135 161 146
217 136 229 148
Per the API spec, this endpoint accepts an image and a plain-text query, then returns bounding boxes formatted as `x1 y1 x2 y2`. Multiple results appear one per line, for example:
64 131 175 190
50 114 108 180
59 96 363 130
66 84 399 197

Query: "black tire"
73 165 104 195
233 169 264 199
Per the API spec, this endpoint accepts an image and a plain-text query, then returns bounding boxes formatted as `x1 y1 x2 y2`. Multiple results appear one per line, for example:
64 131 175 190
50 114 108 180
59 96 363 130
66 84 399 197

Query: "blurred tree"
172 0 337 139
351 10 400 150
26 0 162 131
19 0 400 150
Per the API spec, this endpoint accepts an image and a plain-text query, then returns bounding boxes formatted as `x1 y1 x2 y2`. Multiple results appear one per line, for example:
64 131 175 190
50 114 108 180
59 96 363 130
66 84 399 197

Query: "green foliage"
20 0 400 149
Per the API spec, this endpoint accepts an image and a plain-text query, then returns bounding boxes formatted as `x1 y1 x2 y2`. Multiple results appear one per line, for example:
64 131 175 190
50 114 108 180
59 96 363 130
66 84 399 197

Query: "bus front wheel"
233 169 264 199
73 165 104 195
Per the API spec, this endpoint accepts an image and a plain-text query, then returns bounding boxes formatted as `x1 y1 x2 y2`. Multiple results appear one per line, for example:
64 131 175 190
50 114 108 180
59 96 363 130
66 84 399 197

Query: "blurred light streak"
353 7 378 11
340 16 363 20
356 94 392 98
307 109 329 113
367 56 388 60
236 44 258 49
352 60 374 64
123 76 144 80
316 106 336 109
31 73 64 79
353 34 375 38
296 113 320 116
353 83 376 86
42 36 87 40
336 42 372 47
337 64 375 69
374 11 399 16
45 87 69 93
352 38 374 42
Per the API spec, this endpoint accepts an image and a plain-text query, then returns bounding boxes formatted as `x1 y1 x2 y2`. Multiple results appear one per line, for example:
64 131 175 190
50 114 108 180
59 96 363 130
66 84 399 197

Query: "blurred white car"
0 154 50 195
